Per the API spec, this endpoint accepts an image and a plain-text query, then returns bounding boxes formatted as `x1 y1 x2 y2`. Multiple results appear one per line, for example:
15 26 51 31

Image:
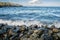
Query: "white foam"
0 19 43 27
53 22 60 28
0 19 60 28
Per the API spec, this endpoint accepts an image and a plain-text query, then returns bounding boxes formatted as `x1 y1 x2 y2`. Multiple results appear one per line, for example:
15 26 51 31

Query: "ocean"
0 6 60 26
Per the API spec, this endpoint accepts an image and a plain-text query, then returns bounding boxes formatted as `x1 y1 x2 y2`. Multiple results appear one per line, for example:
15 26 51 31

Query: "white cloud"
26 1 60 6
29 0 40 4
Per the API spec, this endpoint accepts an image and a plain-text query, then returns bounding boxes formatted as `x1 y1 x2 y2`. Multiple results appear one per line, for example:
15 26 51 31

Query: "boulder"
19 25 26 31
52 28 59 33
53 33 59 40
57 33 60 38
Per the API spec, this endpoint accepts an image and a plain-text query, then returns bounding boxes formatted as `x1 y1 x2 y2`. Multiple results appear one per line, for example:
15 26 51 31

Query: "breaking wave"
0 19 60 28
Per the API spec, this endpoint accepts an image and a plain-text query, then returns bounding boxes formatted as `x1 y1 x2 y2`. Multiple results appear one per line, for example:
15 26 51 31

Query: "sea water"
0 6 60 27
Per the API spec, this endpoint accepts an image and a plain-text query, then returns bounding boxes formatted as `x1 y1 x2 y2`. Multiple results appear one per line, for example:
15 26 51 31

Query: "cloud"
29 0 40 4
27 0 60 6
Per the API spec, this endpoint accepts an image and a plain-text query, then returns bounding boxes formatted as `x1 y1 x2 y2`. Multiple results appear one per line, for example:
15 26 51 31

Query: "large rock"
52 28 59 33
19 25 26 31
53 33 59 40
34 30 43 35
57 33 60 38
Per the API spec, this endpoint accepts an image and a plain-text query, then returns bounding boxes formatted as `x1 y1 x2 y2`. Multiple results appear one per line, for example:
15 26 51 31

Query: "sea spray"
0 19 60 28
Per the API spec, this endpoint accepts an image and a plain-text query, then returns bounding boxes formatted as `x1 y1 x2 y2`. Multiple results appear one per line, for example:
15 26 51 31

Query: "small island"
0 2 23 7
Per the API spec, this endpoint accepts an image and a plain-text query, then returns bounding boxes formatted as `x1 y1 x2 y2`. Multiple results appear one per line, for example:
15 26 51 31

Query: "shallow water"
0 6 60 23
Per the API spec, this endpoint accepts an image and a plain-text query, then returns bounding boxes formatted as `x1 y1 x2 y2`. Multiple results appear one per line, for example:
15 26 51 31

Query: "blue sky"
0 0 60 6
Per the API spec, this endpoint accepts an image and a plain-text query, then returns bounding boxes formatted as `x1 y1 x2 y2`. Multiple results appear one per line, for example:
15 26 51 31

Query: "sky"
0 0 60 6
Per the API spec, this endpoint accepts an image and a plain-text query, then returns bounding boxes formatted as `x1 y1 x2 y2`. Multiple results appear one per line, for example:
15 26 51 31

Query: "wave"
0 19 60 28
0 19 42 26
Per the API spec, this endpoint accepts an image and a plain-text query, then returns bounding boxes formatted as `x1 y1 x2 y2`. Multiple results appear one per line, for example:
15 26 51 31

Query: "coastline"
0 2 23 7
0 19 60 40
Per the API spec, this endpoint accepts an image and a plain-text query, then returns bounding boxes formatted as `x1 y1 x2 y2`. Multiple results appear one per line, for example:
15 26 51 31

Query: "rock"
50 25 55 29
0 23 6 27
7 28 14 37
30 33 39 40
44 25 48 28
57 33 60 38
30 31 39 38
34 30 39 33
52 28 59 33
30 25 38 29
41 34 53 40
30 30 43 38
19 25 26 31
0 28 6 35
53 33 59 40
48 30 53 36
0 23 60 40
0 23 6 29
20 38 29 40
22 34 30 38
34 30 43 35
27 30 34 35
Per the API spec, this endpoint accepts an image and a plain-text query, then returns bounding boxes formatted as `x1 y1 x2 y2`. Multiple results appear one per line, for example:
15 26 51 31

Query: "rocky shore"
0 23 60 40
0 2 23 7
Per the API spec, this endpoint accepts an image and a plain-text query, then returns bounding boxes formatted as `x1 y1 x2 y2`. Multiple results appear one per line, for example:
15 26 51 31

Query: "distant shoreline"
0 2 23 7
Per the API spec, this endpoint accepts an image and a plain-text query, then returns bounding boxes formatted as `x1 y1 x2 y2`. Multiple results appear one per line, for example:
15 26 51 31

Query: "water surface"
0 6 60 24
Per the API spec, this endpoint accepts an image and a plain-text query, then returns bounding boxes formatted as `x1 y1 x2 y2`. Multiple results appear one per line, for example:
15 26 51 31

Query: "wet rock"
30 25 38 28
6 25 13 29
57 33 60 38
48 30 53 36
53 33 59 40
52 28 59 33
44 25 48 28
20 38 29 40
0 28 6 35
50 25 55 30
0 23 60 40
30 33 39 40
13 26 19 33
19 25 26 31
0 34 5 40
6 28 14 40
0 23 6 27
22 34 30 38
30 25 38 29
30 30 43 39
34 30 43 35
41 34 53 40
30 31 39 38
0 23 7 29
27 30 34 35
